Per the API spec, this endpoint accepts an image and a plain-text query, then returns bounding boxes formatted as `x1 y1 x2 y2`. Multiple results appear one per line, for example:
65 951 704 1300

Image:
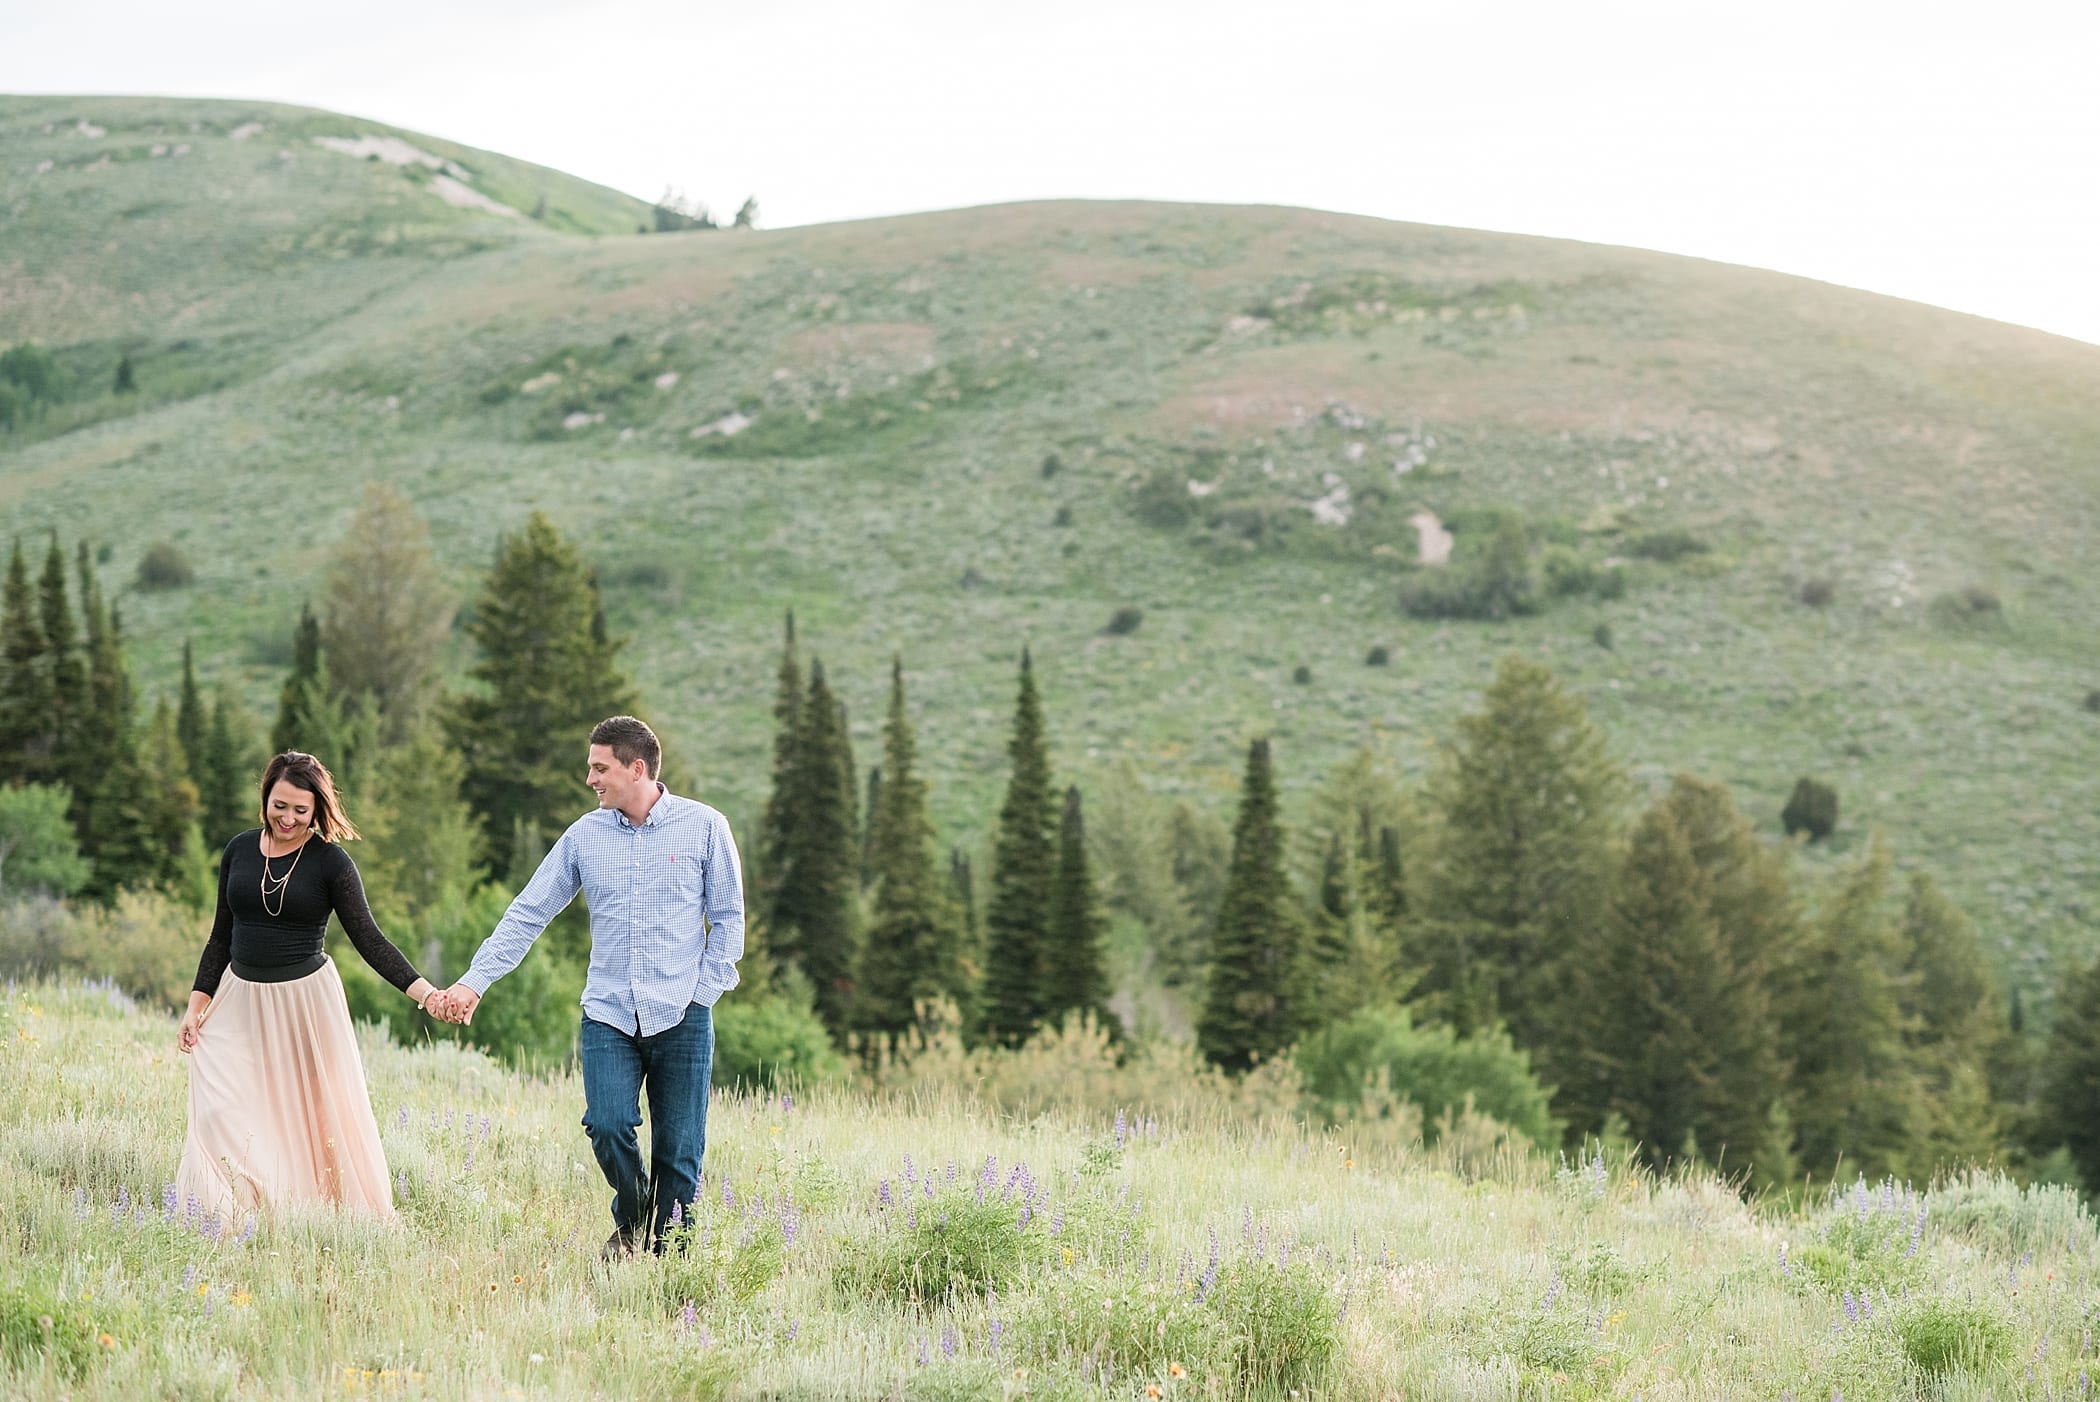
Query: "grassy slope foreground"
6 981 2100 1399
2 97 2099 995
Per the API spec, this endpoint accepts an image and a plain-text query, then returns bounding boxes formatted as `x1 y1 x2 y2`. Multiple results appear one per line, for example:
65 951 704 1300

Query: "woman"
175 751 439 1219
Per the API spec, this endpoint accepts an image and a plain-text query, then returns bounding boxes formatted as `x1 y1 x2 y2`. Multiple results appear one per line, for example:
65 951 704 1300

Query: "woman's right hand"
177 1007 204 1055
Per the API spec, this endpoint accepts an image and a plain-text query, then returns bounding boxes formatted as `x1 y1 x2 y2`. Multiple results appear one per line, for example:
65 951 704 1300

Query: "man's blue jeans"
579 1003 713 1247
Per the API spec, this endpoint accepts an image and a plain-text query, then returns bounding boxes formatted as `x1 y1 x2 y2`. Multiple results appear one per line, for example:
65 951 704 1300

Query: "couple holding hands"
174 715 744 1260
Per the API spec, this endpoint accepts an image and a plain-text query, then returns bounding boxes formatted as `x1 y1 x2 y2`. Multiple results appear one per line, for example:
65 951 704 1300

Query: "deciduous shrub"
1781 777 1839 841
713 985 848 1092
1896 1296 2013 1376
1364 645 1390 666
1296 1005 1558 1147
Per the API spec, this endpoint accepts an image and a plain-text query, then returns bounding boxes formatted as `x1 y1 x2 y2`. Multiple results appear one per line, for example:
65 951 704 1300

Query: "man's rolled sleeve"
462 834 582 996
693 813 745 1006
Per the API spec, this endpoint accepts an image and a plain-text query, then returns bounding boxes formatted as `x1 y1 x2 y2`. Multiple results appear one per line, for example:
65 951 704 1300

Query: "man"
431 715 744 1258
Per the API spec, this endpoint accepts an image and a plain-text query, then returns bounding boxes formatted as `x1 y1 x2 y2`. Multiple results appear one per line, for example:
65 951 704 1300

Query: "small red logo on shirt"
668 855 678 862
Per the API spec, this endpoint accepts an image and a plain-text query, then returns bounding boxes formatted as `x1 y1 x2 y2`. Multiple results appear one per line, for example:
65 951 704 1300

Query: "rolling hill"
3 95 2098 1003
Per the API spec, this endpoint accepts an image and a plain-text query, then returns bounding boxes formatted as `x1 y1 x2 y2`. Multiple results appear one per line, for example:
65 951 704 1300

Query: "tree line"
3 494 2098 1191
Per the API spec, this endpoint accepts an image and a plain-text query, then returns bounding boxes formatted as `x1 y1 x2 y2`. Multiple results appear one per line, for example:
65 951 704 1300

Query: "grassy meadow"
10 979 2100 1400
4 99 2097 1014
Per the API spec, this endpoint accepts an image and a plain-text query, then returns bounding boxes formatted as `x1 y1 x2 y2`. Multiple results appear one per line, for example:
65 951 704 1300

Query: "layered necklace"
258 828 309 918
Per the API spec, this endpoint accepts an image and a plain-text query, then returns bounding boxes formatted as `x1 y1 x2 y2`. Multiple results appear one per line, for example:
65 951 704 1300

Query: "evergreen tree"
852 660 960 1043
271 604 324 756
861 765 882 890
1562 802 1778 1172
197 682 257 852
72 560 156 899
358 718 483 984
1899 872 2006 1169
771 659 858 1038
113 353 135 395
137 695 211 906
447 511 637 867
1415 654 1625 1065
1783 836 1923 1179
949 847 976 943
1043 785 1111 1033
982 649 1057 1046
755 611 801 929
0 540 51 783
2043 951 2100 1191
37 535 84 794
175 640 206 776
320 481 454 742
1198 737 1305 1072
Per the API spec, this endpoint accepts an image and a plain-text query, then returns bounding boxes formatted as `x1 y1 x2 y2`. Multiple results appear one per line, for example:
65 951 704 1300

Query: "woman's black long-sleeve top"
191 831 421 996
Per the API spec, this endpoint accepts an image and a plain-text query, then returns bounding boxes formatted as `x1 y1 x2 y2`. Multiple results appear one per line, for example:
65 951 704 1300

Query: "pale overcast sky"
7 0 2097 346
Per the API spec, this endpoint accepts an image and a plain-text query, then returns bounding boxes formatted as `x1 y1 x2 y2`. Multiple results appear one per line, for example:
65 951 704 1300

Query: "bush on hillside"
1365 645 1390 666
2085 689 2100 714
713 978 848 1092
1105 606 1144 635
1781 777 1839 841
1296 1005 1558 1147
1399 517 1538 621
1625 529 1709 562
134 541 194 590
1896 1296 2013 1377
1799 576 1837 607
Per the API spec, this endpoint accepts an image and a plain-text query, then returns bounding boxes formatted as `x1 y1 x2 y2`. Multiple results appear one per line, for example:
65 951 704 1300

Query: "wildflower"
512 1274 523 1284
1114 1109 1128 1149
990 1319 1005 1353
941 1324 958 1358
915 1339 932 1367
878 1179 893 1208
780 1093 794 1112
1147 1387 1162 1399
1170 1362 1186 1377
98 1333 115 1348
681 1300 697 1329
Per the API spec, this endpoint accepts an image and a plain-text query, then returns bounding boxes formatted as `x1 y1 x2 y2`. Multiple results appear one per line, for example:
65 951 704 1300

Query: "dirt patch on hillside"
784 322 937 371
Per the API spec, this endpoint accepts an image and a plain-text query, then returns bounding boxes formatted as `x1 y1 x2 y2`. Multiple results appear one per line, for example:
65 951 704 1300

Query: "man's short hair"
590 715 662 779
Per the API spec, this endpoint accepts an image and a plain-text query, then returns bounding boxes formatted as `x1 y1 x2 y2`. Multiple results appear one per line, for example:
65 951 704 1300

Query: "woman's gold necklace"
259 828 307 918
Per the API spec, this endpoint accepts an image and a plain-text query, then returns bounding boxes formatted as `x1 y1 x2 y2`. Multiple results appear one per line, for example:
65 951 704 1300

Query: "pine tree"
982 649 1057 1046
949 848 976 943
861 765 882 890
1783 835 1923 1178
358 718 483 984
772 659 858 1038
113 353 135 394
755 611 801 929
1415 654 1625 1066
447 511 637 867
320 481 454 742
272 604 324 756
1198 737 1305 1072
2043 951 2100 1191
197 682 256 852
175 640 206 776
852 660 960 1043
0 539 52 783
1899 872 2006 1169
1043 785 1111 1033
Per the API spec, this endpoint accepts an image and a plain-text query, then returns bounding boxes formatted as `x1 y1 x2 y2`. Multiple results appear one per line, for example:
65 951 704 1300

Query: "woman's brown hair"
258 751 361 842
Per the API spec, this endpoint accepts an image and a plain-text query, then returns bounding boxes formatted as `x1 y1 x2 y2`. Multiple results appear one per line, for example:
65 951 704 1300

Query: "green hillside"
3 97 2098 1000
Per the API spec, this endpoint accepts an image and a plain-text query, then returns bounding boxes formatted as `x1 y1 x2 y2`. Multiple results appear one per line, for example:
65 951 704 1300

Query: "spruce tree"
852 660 960 1043
72 563 155 899
0 540 51 783
1899 872 2006 1169
175 640 206 776
1783 836 1923 1178
861 766 882 890
358 717 484 983
447 511 637 867
755 610 802 930
37 535 84 795
982 649 1057 1046
1563 802 1778 1172
1043 785 1111 1033
1198 737 1304 1072
772 659 858 1038
272 604 324 756
198 682 256 852
1416 654 1624 1066
2043 951 2100 1191
138 695 211 905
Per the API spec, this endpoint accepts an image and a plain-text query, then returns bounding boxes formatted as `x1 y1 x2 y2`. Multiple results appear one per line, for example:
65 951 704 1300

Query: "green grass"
2 96 2099 1013
8 979 2100 1398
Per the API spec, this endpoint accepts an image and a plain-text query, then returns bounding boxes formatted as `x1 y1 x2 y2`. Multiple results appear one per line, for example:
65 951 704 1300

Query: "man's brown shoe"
601 1225 647 1261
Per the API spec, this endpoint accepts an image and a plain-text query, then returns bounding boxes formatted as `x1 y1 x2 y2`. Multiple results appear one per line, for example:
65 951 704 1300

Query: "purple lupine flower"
722 1179 736 1209
1778 1242 1790 1274
780 1092 794 1112
2080 1370 2089 1397
915 1339 932 1367
163 1183 179 1219
395 1168 408 1201
238 1215 256 1245
669 1199 684 1228
444 1108 454 1130
1542 1271 1561 1312
463 1146 475 1172
681 1300 698 1329
1208 1228 1219 1270
781 1209 799 1246
1842 1289 1859 1323
1196 1257 1219 1303
695 1326 713 1349
786 1318 799 1341
989 1319 1005 1354
1050 1208 1064 1237
902 1153 916 1183
878 1179 893 1208
1113 1108 1127 1149
949 1159 961 1184
940 1324 958 1358
924 1178 935 1200
1242 1205 1253 1241
182 1263 196 1290
480 1114 491 1140
1017 1204 1032 1227
397 1107 409 1128
908 1201 918 1230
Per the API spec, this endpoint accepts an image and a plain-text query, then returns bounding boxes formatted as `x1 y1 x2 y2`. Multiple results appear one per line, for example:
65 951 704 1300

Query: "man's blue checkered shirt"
461 787 745 1037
